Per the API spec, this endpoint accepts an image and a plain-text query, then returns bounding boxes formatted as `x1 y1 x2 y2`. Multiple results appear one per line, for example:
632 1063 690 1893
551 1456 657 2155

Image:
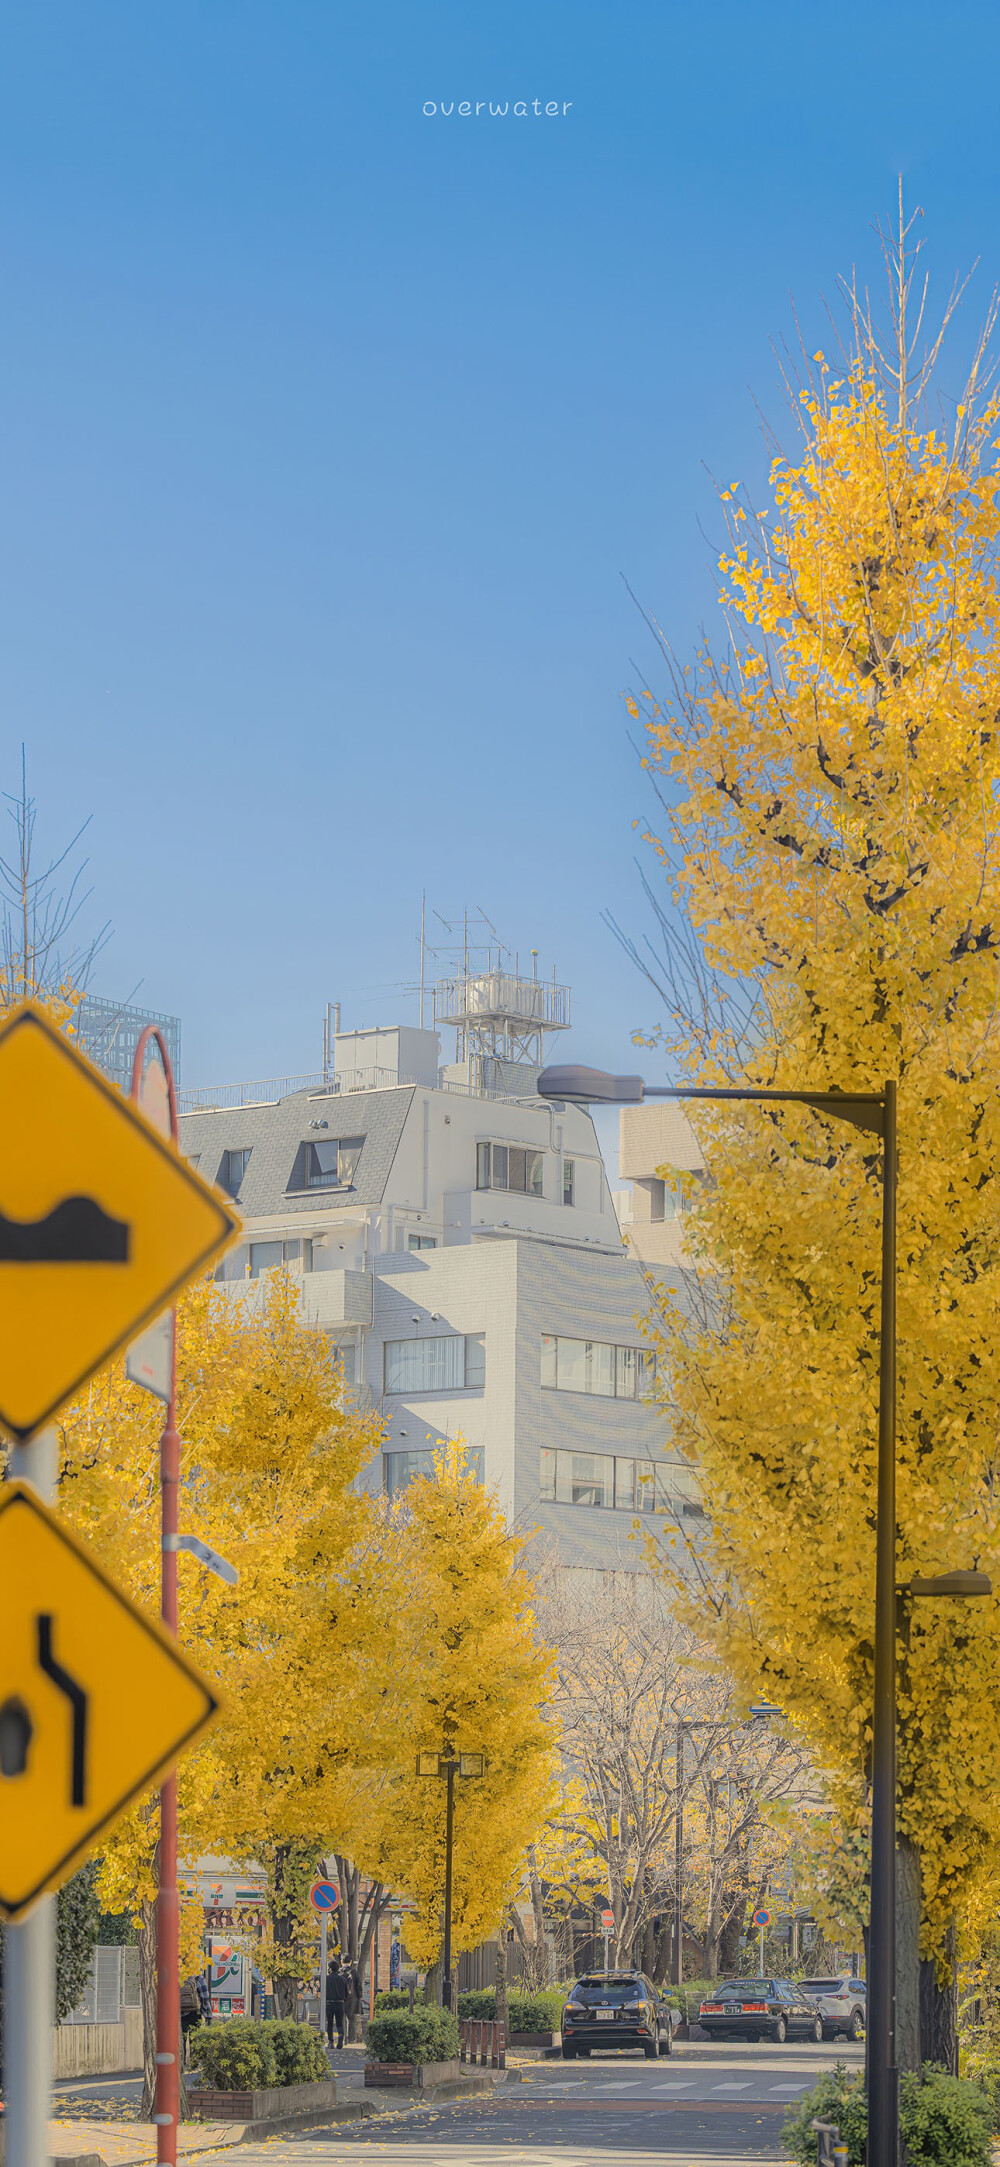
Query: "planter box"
365 2057 462 2090
510 2031 559 2049
188 2078 338 2123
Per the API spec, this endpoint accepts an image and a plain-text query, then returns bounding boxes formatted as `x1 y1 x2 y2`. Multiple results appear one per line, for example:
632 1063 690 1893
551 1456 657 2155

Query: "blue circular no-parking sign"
310 1878 341 1912
752 1907 771 1929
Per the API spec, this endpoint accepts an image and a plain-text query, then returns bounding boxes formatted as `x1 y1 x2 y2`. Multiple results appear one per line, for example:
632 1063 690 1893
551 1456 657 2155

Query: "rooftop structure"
77 994 181 1095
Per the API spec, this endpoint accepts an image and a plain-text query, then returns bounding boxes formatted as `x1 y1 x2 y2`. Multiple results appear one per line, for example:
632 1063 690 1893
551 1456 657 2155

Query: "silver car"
799 1975 866 2041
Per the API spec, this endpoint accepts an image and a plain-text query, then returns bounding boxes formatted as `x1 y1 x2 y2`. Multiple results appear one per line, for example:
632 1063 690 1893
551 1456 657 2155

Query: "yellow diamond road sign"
0 1003 238 1441
0 1482 221 1919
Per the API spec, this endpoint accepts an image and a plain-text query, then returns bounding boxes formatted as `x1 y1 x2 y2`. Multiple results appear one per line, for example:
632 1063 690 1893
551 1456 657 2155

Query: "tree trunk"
718 1893 746 1978
528 1847 550 1986
495 1924 509 2038
920 1918 958 2075
272 1844 299 2017
139 1888 158 2120
423 1957 443 2007
896 1836 921 2077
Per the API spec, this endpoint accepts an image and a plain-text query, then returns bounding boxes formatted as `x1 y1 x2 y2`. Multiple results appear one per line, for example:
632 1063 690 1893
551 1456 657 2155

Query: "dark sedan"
562 1970 672 2058
698 1976 824 2044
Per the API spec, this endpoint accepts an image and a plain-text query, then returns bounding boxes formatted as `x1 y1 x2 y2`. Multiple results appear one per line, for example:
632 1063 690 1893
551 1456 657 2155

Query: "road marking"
768 2081 810 2094
712 2081 752 2091
644 2080 695 2092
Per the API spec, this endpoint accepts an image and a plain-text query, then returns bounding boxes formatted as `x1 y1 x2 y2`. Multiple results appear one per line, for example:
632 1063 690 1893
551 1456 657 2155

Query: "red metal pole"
130 1028 181 2167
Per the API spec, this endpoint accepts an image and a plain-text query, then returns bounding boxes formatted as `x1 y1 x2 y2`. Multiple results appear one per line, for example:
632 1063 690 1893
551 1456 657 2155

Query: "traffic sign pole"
320 1911 328 2050
130 1028 182 2167
2 1428 58 2167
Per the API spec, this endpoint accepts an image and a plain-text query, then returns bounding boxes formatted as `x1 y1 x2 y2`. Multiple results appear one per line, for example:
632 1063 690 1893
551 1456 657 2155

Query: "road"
232 2039 865 2167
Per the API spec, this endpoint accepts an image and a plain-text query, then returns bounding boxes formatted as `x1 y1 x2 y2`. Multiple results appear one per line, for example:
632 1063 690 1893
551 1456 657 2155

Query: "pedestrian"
326 1956 348 2050
196 1972 212 2025
345 1960 363 2041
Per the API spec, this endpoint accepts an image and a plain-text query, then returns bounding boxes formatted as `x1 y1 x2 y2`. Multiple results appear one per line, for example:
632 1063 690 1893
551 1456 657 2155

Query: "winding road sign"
0 1482 220 1919
0 1003 238 1440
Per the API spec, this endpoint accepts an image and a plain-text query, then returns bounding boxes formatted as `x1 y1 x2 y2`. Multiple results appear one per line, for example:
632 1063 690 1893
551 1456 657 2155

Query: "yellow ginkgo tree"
350 1444 559 1984
57 1271 396 2092
630 207 1000 2067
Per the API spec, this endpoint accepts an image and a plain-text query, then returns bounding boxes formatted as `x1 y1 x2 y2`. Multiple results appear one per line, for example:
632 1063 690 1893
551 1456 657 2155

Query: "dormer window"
221 1147 251 1196
305 1136 364 1189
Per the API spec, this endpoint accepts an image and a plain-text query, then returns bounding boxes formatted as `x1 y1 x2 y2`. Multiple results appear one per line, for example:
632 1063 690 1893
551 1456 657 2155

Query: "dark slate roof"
177 1086 415 1218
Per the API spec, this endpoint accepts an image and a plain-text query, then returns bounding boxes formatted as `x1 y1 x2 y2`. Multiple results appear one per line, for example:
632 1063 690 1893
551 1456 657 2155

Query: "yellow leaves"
637 296 1000 1958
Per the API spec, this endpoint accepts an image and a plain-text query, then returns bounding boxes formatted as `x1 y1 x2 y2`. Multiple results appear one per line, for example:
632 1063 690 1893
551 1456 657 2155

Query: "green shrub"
457 1989 496 2018
675 1979 718 2023
510 1991 564 2031
269 2018 329 2084
191 2017 327 2093
781 2061 994 2167
192 2018 278 2091
374 1989 413 2012
456 1987 564 2030
366 2007 460 2068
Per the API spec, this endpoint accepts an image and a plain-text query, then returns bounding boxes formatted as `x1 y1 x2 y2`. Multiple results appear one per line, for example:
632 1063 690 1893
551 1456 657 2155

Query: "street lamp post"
537 1064 897 2165
416 1749 485 2011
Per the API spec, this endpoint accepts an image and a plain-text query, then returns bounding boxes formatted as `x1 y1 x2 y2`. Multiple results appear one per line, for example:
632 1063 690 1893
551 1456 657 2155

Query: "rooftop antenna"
419 891 426 1030
531 948 539 981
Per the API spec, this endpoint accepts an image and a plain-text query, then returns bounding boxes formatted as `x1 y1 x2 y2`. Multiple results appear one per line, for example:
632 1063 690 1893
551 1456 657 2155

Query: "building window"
540 1449 702 1517
562 1158 575 1206
385 1446 484 1497
476 1141 544 1196
249 1238 305 1278
305 1136 364 1189
635 1460 704 1516
540 1333 655 1398
221 1148 251 1196
408 1234 438 1251
384 1333 486 1394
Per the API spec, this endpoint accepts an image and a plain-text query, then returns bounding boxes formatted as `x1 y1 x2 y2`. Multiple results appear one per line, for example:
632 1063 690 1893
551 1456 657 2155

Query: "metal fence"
64 1945 141 2024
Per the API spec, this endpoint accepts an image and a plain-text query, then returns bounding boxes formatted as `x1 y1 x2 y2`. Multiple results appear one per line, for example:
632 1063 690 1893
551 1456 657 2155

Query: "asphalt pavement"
229 2039 865 2167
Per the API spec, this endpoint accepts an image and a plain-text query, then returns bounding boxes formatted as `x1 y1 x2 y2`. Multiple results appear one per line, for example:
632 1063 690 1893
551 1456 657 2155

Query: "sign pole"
2 1426 57 2167
130 1027 182 2167
759 1924 765 1973
320 1910 328 2049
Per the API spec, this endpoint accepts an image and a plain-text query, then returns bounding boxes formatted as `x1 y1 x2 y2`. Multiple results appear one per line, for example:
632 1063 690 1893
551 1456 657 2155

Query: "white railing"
434 971 571 1030
179 1068 417 1113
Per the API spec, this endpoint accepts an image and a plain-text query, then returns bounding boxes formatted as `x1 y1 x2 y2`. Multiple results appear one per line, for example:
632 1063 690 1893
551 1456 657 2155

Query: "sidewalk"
43 2066 514 2165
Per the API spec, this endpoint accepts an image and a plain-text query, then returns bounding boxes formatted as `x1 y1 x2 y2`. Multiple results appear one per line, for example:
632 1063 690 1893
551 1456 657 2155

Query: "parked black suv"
561 1970 672 2058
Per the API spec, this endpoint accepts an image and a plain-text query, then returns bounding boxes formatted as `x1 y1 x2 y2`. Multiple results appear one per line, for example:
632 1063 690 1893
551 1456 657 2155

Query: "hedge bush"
366 2007 460 2067
191 2017 327 2092
192 2018 278 2091
269 2018 329 2084
782 2061 994 2167
456 1988 564 2030
374 1989 413 2012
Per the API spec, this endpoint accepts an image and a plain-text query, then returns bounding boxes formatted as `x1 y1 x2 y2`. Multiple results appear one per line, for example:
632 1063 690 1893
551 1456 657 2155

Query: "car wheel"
810 2016 823 2044
848 2009 865 2042
643 2042 657 2060
577 2045 591 2058
562 2043 575 2060
773 2016 787 2044
658 2033 671 2057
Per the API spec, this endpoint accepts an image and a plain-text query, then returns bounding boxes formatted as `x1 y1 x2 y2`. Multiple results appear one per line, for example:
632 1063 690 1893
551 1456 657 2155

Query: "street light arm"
536 1066 884 1137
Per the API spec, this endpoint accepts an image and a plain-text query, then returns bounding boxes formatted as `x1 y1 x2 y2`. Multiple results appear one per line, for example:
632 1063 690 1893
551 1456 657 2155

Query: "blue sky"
2 0 999 1108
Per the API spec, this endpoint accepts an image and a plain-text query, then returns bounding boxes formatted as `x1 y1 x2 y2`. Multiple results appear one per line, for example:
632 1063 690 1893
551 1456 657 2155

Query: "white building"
178 970 702 1570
